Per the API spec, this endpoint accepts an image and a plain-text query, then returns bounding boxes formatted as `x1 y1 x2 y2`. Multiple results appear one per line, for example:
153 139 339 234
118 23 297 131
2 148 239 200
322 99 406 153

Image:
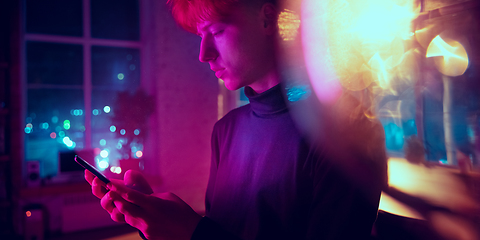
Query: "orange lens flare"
302 0 420 100
386 158 478 213
379 192 424 220
426 35 469 77
278 9 301 41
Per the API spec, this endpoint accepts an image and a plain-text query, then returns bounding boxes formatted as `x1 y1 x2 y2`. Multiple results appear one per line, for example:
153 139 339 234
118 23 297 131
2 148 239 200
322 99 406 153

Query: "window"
23 0 144 180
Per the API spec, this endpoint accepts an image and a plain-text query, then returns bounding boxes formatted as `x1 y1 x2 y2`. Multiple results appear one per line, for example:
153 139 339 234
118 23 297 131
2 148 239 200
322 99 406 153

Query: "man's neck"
247 71 281 94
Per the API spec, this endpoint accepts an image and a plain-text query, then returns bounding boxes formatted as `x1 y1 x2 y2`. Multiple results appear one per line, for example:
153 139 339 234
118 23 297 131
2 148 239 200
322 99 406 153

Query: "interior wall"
145 1 218 214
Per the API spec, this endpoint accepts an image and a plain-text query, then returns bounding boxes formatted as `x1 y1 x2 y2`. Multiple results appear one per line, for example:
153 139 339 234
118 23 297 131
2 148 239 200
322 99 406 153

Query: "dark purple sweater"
192 84 380 240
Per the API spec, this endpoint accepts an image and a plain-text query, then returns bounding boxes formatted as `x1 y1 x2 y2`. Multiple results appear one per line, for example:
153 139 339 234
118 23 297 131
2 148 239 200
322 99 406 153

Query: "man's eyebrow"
197 23 214 33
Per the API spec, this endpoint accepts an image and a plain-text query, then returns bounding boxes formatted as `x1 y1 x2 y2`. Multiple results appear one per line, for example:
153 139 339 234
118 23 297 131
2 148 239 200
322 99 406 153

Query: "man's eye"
213 30 224 36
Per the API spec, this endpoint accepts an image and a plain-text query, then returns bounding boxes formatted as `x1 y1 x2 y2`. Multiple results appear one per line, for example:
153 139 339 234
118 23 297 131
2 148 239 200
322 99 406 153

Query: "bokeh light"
110 166 122 174
110 125 116 132
103 106 111 113
117 73 125 80
135 150 143 158
63 119 71 130
98 160 109 170
100 149 109 158
62 136 75 148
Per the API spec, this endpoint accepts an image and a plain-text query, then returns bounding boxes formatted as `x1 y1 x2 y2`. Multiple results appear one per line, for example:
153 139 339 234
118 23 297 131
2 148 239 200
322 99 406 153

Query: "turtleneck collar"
244 84 288 117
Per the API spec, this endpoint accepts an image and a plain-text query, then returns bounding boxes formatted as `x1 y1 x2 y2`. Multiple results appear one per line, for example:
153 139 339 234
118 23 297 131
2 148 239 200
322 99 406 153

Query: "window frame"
20 0 152 183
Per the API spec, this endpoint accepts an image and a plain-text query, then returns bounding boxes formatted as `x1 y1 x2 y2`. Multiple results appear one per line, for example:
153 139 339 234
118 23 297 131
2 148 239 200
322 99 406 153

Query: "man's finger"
113 197 143 218
107 182 148 206
110 207 126 223
100 191 116 213
92 177 108 199
124 170 153 194
85 170 95 185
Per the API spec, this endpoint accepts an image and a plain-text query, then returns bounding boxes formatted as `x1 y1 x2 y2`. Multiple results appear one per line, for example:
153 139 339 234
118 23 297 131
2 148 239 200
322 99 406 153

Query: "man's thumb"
124 170 154 194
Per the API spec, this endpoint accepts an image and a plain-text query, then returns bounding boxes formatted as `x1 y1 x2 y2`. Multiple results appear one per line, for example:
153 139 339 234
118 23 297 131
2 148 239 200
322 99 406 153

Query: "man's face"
197 6 275 91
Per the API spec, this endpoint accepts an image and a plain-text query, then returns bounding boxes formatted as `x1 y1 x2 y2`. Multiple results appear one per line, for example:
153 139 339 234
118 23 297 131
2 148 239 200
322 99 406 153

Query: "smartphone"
74 155 110 184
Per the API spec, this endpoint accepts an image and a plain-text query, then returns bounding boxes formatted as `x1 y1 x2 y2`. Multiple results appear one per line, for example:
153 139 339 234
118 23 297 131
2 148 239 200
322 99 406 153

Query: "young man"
85 0 383 239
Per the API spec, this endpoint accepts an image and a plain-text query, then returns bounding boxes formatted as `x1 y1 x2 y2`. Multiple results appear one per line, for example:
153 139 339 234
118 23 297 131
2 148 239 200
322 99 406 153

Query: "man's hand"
107 182 202 240
85 169 154 223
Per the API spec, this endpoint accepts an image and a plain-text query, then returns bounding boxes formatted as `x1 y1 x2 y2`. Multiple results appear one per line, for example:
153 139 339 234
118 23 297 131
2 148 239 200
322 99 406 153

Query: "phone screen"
74 155 110 184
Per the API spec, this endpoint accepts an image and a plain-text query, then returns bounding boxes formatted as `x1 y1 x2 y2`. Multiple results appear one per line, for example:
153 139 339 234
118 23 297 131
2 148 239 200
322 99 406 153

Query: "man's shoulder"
215 104 251 126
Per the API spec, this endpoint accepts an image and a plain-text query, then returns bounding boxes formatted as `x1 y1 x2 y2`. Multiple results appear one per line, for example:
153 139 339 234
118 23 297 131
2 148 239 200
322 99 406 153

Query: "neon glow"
426 35 469 77
286 85 311 102
135 151 143 158
26 211 31 217
104 106 111 113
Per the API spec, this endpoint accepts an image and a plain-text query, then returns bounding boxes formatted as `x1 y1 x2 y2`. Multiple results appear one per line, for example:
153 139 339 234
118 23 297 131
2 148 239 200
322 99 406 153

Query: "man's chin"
223 81 243 91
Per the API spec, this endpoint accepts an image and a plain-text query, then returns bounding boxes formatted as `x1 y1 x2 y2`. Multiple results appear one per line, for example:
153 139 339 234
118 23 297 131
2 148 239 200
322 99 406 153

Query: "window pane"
27 42 83 85
91 0 139 40
26 0 83 36
91 89 152 174
25 89 85 178
91 46 140 90
91 90 123 168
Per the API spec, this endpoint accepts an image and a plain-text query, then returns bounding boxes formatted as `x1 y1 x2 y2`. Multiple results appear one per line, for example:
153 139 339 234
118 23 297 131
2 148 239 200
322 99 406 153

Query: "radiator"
62 192 120 233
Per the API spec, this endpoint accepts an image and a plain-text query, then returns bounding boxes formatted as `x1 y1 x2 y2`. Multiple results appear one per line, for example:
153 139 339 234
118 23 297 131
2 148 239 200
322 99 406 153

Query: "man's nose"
199 37 218 63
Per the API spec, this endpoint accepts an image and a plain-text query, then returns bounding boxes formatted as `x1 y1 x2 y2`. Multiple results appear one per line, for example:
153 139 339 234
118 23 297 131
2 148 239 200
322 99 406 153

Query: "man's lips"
212 68 225 78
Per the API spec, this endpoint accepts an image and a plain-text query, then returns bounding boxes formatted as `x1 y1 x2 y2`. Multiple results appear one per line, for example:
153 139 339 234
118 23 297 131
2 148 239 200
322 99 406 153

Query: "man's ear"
261 3 278 35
